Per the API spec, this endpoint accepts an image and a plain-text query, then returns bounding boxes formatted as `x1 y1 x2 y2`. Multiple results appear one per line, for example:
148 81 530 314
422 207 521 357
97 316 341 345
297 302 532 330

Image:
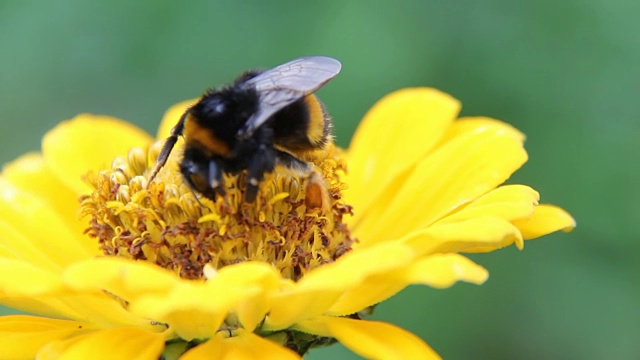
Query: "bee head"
195 87 259 134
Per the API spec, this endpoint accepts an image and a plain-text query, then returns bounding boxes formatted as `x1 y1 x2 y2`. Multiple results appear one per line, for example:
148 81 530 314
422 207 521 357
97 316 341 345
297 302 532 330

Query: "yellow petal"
3 290 160 331
0 221 61 271
0 315 95 360
327 253 487 315
63 257 181 301
296 317 441 360
437 185 539 225
325 272 406 316
130 297 220 341
0 298 67 319
265 244 413 330
64 258 206 332
345 88 460 212
36 327 165 360
437 116 525 145
235 295 271 332
2 153 86 237
135 304 225 341
0 259 63 296
404 254 488 288
0 295 109 326
264 283 344 331
42 114 153 194
128 262 280 340
402 216 523 255
181 329 300 360
65 260 214 335
235 281 280 332
156 99 198 139
178 335 226 360
512 204 576 240
54 293 161 329
0 178 95 266
355 120 527 245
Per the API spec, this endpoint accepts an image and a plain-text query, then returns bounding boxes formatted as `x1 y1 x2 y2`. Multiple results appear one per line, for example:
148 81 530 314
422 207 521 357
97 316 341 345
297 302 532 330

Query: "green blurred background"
1 1 637 359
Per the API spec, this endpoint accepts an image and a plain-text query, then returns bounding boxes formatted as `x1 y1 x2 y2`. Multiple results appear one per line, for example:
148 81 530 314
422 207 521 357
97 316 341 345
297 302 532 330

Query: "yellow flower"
0 88 574 359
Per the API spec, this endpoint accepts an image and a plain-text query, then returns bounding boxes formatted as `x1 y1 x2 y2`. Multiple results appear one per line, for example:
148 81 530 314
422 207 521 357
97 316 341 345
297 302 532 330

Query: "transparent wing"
237 56 341 139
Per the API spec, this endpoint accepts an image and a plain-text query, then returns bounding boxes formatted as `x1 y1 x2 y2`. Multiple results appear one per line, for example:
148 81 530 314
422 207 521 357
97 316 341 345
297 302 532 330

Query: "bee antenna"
146 110 189 188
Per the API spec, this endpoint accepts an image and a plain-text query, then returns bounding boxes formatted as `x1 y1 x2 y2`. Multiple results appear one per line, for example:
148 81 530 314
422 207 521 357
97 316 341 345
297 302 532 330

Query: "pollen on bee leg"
305 171 330 212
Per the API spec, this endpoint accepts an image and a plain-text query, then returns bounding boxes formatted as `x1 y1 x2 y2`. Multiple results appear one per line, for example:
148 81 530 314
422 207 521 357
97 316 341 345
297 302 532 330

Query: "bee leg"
208 160 225 197
180 156 218 200
148 110 190 184
274 150 312 176
274 150 328 212
244 145 276 202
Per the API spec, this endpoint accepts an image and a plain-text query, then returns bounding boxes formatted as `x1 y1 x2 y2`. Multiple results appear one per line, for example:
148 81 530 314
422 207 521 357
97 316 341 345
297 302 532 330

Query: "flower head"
0 88 574 359
79 136 353 281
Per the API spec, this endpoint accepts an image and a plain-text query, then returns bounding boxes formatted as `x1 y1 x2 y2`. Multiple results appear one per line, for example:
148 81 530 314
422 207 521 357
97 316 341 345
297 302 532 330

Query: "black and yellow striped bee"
149 56 341 203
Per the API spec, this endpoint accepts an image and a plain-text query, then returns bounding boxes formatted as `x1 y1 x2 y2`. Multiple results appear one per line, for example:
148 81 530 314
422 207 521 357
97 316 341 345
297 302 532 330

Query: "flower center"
79 141 355 280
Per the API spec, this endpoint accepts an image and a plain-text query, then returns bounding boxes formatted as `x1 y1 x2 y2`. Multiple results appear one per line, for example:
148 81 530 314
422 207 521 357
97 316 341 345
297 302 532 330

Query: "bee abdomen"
271 94 331 152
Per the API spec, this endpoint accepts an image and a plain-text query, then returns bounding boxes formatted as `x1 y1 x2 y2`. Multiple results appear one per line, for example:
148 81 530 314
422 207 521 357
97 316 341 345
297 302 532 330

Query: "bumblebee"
149 56 342 203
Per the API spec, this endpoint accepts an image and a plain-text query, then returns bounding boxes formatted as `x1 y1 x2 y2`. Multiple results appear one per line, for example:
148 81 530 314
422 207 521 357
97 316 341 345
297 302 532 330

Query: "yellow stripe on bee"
304 95 327 146
183 115 232 157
